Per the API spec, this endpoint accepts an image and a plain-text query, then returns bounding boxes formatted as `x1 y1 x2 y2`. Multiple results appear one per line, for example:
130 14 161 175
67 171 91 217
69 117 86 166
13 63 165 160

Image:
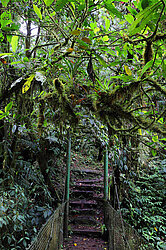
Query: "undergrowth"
121 159 166 249
0 134 65 249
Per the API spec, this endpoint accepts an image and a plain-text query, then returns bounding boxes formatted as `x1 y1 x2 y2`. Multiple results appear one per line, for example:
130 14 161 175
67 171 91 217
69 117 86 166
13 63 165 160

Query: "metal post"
104 145 108 201
66 132 71 201
104 145 109 242
64 131 71 238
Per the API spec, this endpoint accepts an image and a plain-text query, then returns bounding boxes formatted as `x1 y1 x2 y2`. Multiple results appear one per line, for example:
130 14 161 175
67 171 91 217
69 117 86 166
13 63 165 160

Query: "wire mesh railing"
105 202 154 250
26 202 66 250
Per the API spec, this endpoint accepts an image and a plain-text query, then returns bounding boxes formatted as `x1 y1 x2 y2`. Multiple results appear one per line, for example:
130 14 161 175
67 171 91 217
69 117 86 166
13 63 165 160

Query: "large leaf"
141 60 153 76
109 75 133 82
55 0 69 11
11 36 19 53
0 114 7 120
124 14 134 24
0 53 13 57
104 1 122 19
94 53 108 68
127 6 138 16
105 18 110 31
128 1 162 36
5 102 13 112
22 75 35 94
33 4 42 19
0 11 12 28
124 65 132 76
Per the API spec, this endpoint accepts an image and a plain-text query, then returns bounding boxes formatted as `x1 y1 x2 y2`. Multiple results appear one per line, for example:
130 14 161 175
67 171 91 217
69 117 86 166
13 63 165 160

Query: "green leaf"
10 23 20 31
2 23 20 32
0 114 6 120
124 14 134 24
128 1 162 36
23 57 29 62
109 75 133 82
0 32 4 40
33 4 42 19
105 18 110 31
126 6 138 16
1 0 10 7
11 36 19 53
102 36 109 42
11 61 22 65
7 35 12 43
23 240 27 248
94 53 108 68
104 1 122 19
160 138 166 141
0 53 13 57
141 60 153 76
152 135 158 142
55 0 69 11
1 11 12 28
151 149 157 156
43 0 54 7
22 75 35 94
5 102 13 112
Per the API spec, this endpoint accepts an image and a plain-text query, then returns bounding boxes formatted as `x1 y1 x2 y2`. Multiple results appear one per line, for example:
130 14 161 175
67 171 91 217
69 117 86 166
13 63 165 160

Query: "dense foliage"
121 160 165 249
110 140 166 249
0 0 166 249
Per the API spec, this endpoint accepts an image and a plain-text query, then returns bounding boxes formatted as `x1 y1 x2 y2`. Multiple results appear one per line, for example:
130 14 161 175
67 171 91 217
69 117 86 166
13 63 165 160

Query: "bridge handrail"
26 202 66 250
104 201 154 250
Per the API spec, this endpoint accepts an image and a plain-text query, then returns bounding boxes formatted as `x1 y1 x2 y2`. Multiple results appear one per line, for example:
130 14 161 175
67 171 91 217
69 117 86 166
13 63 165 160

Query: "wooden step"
70 200 98 209
76 178 103 184
72 169 102 175
75 177 104 184
70 215 99 225
72 183 103 190
71 190 94 198
71 208 96 215
70 227 103 237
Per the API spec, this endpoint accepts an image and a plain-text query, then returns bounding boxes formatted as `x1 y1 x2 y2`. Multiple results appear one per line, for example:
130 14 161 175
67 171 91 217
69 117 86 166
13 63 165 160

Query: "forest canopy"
0 0 165 142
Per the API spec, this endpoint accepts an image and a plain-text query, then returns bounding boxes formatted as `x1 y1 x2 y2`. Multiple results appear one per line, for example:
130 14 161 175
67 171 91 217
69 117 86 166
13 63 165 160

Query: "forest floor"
62 151 111 249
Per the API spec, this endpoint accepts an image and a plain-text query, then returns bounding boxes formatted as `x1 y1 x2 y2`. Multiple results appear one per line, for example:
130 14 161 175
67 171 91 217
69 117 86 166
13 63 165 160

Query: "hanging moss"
38 79 79 127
